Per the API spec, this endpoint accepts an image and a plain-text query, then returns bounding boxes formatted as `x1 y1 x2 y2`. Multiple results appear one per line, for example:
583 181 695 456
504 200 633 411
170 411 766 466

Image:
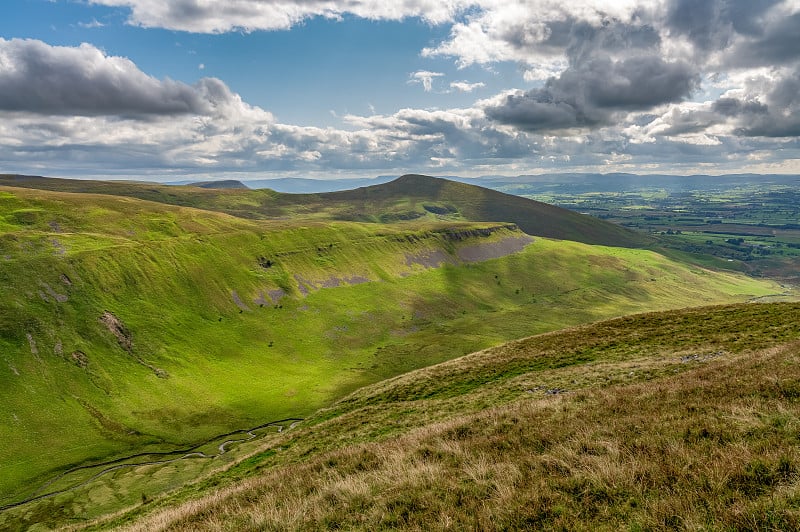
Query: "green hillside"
0 174 649 247
321 174 650 247
0 181 785 528
92 303 800 531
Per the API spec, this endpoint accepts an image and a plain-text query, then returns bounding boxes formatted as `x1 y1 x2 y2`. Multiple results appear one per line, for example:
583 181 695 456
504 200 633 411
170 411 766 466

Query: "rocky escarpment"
238 224 533 307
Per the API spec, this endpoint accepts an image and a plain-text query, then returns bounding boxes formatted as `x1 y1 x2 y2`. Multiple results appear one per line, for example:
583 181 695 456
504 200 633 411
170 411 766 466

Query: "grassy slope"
0 174 650 248
320 174 651 247
0 183 784 528
0 187 531 498
99 303 800 531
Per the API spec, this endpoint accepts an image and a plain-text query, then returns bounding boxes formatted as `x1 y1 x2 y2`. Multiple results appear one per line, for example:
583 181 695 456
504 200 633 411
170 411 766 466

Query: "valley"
3 2 799 529
0 174 793 529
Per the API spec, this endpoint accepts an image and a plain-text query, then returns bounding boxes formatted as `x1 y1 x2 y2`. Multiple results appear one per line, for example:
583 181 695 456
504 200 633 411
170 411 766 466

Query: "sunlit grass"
0 181 789 528
88 303 800 531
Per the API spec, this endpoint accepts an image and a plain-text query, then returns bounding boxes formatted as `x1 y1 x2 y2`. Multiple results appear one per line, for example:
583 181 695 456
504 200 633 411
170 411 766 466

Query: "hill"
186 180 248 189
0 183 782 527
0 174 649 248
297 174 651 247
241 176 395 193
89 303 800 531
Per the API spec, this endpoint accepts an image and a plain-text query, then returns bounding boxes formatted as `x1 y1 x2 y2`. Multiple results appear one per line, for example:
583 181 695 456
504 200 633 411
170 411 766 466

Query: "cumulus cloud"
408 71 444 92
450 81 485 92
422 1 658 70
2 2 800 177
485 55 697 132
0 38 239 117
722 9 800 68
713 68 800 138
89 0 473 33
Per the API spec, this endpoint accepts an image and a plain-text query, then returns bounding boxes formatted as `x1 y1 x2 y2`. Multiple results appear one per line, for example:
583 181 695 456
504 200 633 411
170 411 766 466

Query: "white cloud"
3 2 800 177
77 18 105 28
422 0 655 71
88 0 475 33
408 70 444 92
450 81 486 92
0 38 239 117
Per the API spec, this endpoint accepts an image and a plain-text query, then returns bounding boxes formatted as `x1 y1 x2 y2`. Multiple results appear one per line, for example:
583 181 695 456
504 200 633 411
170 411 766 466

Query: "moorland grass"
98 303 800 531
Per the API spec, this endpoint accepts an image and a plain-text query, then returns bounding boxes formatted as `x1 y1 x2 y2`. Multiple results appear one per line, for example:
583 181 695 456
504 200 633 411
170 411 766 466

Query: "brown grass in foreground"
122 340 800 531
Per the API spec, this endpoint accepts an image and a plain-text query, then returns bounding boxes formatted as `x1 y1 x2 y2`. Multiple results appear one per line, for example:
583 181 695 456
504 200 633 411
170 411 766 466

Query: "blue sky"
1 3 502 124
0 0 798 180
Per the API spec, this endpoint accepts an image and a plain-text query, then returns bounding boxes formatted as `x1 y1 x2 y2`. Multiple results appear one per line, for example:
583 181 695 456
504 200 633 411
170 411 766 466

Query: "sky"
0 0 799 181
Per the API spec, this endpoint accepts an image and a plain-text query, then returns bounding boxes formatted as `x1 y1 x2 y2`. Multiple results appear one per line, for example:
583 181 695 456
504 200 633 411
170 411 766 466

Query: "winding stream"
0 417 303 513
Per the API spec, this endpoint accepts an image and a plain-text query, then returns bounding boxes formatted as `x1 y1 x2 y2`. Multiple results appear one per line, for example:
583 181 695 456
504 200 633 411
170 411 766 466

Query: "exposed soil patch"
456 235 534 263
253 288 286 306
294 275 312 296
39 281 67 303
296 275 371 293
71 351 89 368
320 277 341 289
100 311 132 352
99 311 168 379
60 274 72 286
50 238 66 256
26 333 39 359
268 288 286 302
320 276 369 288
231 290 250 312
25 333 42 362
404 249 454 269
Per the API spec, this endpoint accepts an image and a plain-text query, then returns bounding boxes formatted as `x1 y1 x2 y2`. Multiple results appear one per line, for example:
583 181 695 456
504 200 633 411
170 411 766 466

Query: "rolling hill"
320 174 650 247
186 180 249 189
70 303 800 530
0 176 787 528
0 173 649 247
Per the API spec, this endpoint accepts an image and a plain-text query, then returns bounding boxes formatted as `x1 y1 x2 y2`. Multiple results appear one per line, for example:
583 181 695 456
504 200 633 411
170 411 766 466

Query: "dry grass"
109 304 800 531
